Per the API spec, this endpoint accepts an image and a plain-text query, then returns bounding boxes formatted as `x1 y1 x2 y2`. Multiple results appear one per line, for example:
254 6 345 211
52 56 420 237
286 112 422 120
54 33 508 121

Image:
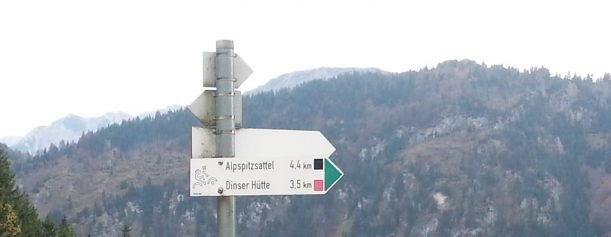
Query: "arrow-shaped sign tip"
325 159 344 192
234 54 253 88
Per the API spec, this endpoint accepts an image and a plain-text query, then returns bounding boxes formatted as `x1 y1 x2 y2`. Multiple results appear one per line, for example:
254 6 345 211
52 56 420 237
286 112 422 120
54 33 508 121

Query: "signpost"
189 40 344 237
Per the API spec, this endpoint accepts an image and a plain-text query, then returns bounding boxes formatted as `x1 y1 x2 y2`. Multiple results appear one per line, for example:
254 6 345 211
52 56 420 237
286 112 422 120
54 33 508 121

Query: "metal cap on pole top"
216 40 234 50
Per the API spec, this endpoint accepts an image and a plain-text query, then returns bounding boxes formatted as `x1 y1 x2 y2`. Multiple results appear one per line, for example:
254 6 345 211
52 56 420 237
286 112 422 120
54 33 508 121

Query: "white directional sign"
190 127 343 196
202 52 253 88
190 157 343 196
191 127 336 159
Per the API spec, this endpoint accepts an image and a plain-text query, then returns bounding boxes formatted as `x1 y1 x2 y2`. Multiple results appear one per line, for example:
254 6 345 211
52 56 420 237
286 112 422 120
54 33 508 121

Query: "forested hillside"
0 148 79 237
10 60 611 236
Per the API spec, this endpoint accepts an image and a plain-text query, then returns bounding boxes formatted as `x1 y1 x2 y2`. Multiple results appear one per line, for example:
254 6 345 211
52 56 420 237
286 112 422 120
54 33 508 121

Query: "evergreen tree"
0 150 44 236
121 224 131 237
0 149 21 237
0 151 19 205
57 216 77 237
41 216 56 237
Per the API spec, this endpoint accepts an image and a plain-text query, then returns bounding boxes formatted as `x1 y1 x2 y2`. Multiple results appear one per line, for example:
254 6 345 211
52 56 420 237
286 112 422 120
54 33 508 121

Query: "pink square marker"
314 180 324 191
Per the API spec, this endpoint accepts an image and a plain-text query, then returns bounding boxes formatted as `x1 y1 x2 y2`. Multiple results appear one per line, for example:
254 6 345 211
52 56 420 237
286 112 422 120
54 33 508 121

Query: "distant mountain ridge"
5 105 183 154
247 67 388 94
10 112 131 154
137 104 183 118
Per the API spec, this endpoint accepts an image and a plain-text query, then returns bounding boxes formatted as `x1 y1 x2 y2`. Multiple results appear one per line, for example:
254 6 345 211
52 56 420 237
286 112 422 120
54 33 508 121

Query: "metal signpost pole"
215 40 236 237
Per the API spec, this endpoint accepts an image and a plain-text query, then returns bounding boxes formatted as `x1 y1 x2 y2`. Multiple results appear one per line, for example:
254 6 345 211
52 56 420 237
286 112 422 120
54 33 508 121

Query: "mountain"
136 104 183 118
0 136 21 146
0 142 30 162
11 112 131 154
8 105 183 155
9 60 611 236
247 67 386 94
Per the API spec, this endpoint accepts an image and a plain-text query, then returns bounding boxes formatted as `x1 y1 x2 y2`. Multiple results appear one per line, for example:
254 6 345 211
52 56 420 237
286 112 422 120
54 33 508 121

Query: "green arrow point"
325 159 344 191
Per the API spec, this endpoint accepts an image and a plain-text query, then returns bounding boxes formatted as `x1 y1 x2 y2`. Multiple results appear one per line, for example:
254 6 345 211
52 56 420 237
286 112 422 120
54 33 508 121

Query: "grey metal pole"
215 40 236 237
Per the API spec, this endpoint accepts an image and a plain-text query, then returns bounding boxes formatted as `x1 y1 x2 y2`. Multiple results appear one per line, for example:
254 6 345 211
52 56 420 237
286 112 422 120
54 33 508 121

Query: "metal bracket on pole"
215 129 236 135
215 92 235 97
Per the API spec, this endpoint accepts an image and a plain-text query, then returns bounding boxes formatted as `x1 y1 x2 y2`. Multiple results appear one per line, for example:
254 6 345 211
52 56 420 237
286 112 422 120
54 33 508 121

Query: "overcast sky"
0 0 609 137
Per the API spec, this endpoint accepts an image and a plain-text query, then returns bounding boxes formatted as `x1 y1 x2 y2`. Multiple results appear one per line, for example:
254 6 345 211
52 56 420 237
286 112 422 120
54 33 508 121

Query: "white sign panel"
190 157 343 196
191 127 336 159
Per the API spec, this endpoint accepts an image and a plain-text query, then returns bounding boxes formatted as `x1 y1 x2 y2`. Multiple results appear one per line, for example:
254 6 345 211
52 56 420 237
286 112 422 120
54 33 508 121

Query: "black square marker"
314 159 323 170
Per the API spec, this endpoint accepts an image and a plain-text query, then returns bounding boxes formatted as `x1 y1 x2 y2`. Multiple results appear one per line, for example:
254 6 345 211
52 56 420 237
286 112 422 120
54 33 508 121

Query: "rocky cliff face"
11 60 611 236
